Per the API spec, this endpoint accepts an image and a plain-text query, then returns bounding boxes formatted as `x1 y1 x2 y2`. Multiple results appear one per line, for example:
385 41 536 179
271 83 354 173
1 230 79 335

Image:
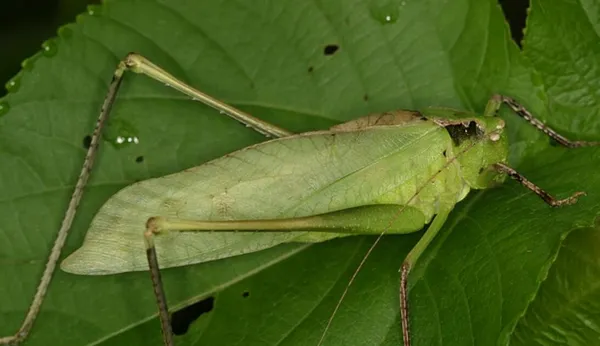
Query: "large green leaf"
510 0 600 345
0 0 598 345
511 227 600 346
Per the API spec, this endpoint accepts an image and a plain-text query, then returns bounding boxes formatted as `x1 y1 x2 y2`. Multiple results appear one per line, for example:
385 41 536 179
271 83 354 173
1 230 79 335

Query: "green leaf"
509 1 600 345
0 1 598 346
522 0 600 139
511 227 600 345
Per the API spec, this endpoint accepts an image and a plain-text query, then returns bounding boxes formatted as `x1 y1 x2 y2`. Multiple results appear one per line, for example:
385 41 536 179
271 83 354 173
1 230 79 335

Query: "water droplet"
0 101 10 117
21 60 32 71
21 53 41 71
87 4 102 16
41 39 57 57
5 75 21 93
369 0 401 24
58 26 74 39
103 118 140 149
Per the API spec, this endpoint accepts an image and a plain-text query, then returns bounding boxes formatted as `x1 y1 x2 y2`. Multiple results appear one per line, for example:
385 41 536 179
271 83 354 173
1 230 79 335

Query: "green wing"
62 121 464 275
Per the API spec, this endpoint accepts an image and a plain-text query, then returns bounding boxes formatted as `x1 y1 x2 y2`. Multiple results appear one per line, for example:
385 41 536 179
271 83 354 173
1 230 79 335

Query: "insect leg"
121 53 292 139
399 209 451 346
144 219 175 346
142 206 409 346
493 162 585 206
0 61 129 346
488 94 600 147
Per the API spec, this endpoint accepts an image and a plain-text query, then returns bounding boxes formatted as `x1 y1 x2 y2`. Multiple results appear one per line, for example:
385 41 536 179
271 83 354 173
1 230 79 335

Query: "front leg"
484 94 600 148
493 163 585 207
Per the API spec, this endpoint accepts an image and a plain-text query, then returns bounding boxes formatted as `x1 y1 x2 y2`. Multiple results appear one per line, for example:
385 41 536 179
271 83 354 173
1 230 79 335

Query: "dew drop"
103 118 140 149
41 39 58 57
87 4 103 16
58 26 74 39
369 0 401 24
5 75 21 93
21 54 40 71
0 101 10 117
21 60 32 71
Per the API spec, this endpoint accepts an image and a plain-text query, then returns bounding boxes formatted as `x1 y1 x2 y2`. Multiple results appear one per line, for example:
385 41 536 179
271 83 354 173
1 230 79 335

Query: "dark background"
0 0 528 97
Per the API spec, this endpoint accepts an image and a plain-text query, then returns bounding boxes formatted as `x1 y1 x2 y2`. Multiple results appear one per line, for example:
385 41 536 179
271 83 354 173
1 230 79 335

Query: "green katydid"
1 53 598 346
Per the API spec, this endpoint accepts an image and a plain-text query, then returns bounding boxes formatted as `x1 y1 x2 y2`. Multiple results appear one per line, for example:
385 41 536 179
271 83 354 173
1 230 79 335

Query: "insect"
1 53 598 346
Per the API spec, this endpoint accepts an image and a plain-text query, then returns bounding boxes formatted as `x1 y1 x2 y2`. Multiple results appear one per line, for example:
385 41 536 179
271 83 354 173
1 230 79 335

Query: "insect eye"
496 119 506 129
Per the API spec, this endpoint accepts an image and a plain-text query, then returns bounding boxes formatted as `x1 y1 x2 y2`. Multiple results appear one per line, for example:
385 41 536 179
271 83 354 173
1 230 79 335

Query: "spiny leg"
143 206 419 345
399 210 450 346
484 94 600 148
144 219 175 346
0 61 127 345
493 162 585 207
483 93 592 205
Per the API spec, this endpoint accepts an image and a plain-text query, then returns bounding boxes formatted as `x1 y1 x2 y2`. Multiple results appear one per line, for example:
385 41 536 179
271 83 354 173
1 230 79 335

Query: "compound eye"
496 119 506 130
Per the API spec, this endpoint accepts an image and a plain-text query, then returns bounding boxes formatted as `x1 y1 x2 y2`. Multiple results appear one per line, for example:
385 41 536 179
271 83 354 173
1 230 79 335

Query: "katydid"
1 53 598 346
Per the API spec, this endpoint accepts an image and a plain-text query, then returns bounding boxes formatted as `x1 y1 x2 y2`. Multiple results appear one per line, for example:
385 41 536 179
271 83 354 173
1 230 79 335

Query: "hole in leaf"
171 296 215 335
498 0 528 48
82 135 92 149
135 156 144 163
324 44 339 56
242 291 250 298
